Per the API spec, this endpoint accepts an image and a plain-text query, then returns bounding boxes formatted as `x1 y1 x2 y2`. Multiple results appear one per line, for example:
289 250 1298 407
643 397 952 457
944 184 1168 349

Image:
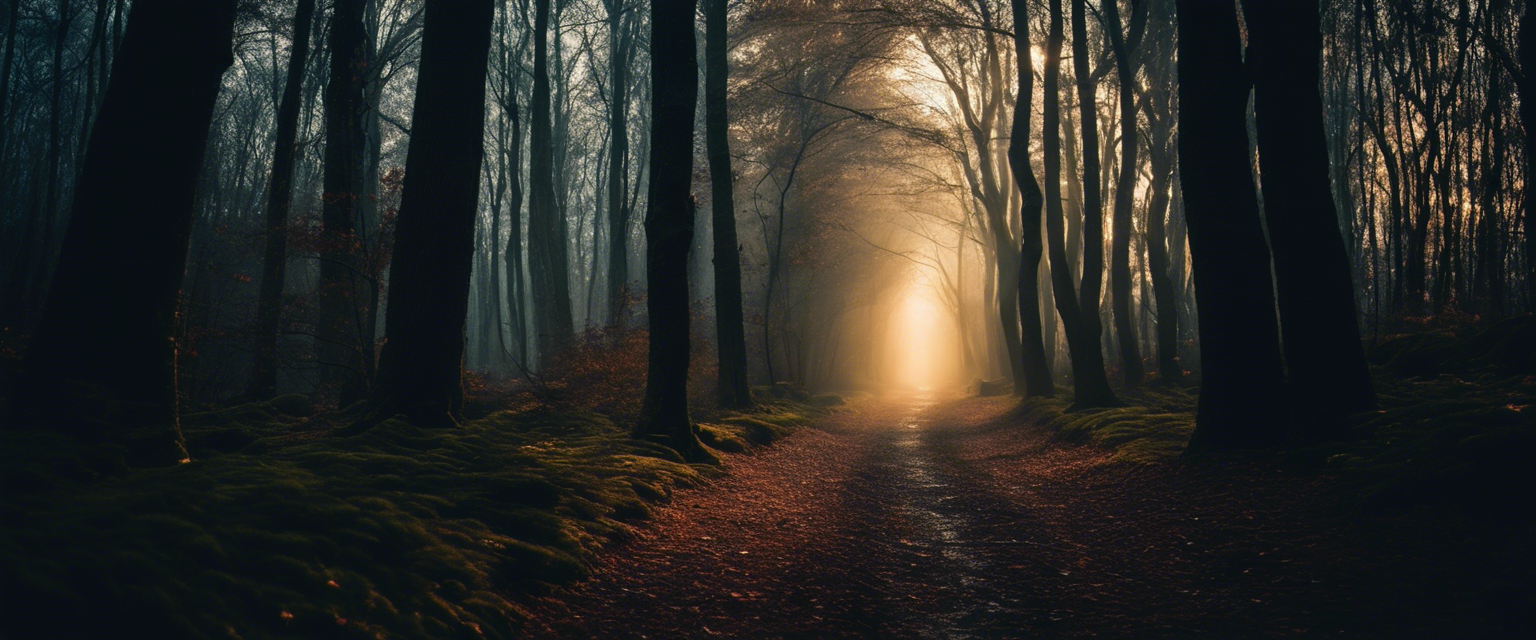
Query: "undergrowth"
1023 315 1536 521
0 388 824 639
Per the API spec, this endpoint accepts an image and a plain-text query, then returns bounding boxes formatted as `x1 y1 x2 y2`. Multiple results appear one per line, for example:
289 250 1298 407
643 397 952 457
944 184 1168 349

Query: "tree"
355 0 495 429
1104 0 1145 387
705 0 752 409
1140 0 1181 381
529 0 575 362
1007 0 1054 397
1244 0 1377 433
1175 0 1286 451
10 0 237 466
1042 0 1118 409
604 0 638 323
249 0 318 399
318 0 370 405
1522 3 1534 305
633 0 708 462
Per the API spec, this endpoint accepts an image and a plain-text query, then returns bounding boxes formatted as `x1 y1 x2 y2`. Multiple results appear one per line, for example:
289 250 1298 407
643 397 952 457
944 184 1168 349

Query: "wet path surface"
519 394 1514 638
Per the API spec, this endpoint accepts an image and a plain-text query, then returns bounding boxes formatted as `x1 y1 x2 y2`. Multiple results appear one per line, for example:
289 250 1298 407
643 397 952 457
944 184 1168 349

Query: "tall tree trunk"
705 0 751 409
37 1 74 302
1043 0 1119 409
318 0 369 405
1175 0 1287 452
1521 5 1534 306
529 0 574 363
249 0 317 399
605 0 633 323
633 0 708 463
0 0 24 321
1104 0 1144 386
10 0 236 466
1071 0 1108 357
1244 0 1377 434
1008 0 1054 397
506 99 527 365
355 0 494 429
1144 128 1181 380
0 0 19 173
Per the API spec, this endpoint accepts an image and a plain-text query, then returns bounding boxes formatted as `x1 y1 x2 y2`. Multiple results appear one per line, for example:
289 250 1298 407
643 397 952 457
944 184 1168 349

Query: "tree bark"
604 0 634 323
355 0 494 429
634 0 708 463
249 0 317 399
1104 0 1144 387
1070 0 1108 361
11 0 237 466
705 0 751 409
1521 5 1534 306
1008 0 1054 397
1244 0 1377 434
529 0 574 363
1043 0 1119 409
318 0 370 405
1175 0 1287 452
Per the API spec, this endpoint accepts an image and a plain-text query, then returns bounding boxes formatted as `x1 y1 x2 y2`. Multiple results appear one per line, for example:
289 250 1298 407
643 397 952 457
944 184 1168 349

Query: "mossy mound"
1373 314 1536 378
1024 384 1198 464
1319 371 1536 522
1 395 817 639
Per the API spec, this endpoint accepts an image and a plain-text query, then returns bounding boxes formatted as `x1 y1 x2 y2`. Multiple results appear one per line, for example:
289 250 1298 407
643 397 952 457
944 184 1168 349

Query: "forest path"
520 393 1504 638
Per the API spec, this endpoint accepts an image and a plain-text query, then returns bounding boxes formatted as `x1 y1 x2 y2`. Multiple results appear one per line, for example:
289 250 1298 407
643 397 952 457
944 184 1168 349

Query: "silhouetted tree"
634 0 708 462
604 0 637 323
356 0 495 428
249 0 318 400
318 0 370 405
1104 0 1144 387
529 0 575 362
11 0 237 466
1176 0 1287 451
1244 0 1377 433
706 0 752 409
1008 0 1053 397
1042 0 1118 409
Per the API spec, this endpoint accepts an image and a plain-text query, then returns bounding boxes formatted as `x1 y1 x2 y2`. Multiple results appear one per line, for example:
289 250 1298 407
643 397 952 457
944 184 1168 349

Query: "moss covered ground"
0 389 825 639
1025 316 1536 522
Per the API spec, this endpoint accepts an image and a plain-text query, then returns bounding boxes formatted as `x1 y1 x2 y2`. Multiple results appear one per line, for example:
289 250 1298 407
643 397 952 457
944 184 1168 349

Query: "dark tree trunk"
318 0 369 405
604 0 633 323
1104 0 1144 387
1070 0 1108 365
249 0 317 399
36 1 74 304
506 100 527 365
0 0 23 322
1008 0 1054 397
1145 129 1181 380
705 0 751 409
1175 0 1287 452
10 0 236 466
1043 0 1118 409
529 0 574 363
0 0 18 170
355 0 494 429
1521 6 1534 306
1244 0 1377 434
634 0 708 463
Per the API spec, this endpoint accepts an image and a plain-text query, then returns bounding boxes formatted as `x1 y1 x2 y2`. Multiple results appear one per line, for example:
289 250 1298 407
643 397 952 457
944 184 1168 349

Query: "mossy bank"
0 393 827 639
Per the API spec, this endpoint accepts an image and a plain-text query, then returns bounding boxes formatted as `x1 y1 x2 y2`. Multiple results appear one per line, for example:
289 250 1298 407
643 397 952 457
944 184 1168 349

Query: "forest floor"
518 391 1528 638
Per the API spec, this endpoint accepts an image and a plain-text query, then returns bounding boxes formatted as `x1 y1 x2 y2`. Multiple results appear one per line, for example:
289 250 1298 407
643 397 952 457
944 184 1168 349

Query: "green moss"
1024 385 1197 464
0 389 828 638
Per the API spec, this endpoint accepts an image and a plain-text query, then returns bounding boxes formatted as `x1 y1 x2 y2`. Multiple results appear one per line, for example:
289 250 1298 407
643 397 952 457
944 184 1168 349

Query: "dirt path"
520 393 1516 638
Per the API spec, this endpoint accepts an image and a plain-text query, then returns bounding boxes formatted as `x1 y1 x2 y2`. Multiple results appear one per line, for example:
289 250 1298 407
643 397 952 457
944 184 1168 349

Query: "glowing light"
884 273 960 391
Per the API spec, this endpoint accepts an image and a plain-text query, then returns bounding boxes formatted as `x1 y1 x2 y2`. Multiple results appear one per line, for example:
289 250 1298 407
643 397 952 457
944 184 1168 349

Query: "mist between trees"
0 0 1530 461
